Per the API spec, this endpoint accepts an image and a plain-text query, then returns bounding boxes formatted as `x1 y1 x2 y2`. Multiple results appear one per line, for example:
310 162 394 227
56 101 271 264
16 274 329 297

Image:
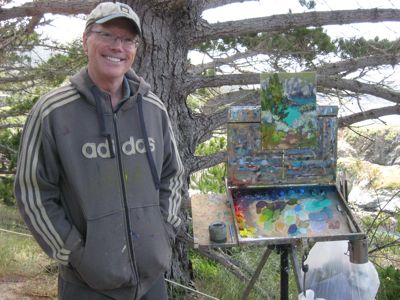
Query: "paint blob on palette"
231 186 351 240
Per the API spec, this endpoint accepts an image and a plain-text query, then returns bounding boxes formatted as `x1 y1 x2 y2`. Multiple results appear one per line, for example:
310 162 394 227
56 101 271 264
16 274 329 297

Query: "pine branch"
189 151 226 173
202 89 258 114
318 75 400 105
189 50 260 75
338 105 400 127
369 238 400 255
184 73 259 93
317 53 400 76
0 123 24 129
190 9 400 44
202 0 258 11
186 72 400 107
0 143 17 155
0 0 99 21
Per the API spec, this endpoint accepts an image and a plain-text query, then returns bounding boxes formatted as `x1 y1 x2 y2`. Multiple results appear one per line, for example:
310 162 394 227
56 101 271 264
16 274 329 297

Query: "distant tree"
261 73 288 120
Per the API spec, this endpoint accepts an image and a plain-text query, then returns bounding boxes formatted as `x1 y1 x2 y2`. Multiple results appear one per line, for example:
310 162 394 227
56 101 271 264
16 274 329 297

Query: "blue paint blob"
320 198 332 208
294 204 302 212
304 199 332 212
288 224 298 235
310 221 326 232
309 212 328 222
322 206 333 219
291 161 303 168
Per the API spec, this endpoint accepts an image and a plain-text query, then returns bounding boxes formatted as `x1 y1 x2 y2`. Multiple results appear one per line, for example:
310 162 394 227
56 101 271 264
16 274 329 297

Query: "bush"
0 176 15 206
377 265 400 300
190 136 227 194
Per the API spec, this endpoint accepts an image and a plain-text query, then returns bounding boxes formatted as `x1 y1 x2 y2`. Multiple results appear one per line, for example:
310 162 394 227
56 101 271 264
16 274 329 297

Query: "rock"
338 126 400 214
337 140 357 158
348 182 400 213
340 126 400 166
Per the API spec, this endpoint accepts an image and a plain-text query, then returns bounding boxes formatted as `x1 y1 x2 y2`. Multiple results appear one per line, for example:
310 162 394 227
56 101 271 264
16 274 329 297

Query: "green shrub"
377 266 400 300
190 136 227 194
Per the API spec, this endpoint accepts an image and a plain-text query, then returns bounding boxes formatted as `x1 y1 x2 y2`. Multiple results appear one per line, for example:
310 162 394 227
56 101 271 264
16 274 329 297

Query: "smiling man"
14 2 184 300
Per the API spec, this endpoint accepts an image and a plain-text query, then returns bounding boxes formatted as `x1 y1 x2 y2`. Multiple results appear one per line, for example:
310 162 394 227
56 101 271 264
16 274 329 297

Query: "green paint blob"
264 221 273 231
262 208 274 221
284 215 296 224
283 210 296 224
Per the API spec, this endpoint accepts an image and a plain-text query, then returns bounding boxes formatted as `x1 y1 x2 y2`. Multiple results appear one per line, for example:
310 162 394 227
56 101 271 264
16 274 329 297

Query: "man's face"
83 18 138 83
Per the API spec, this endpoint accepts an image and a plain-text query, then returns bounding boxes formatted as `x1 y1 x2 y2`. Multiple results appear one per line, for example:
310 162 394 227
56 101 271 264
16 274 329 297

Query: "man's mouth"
105 56 124 63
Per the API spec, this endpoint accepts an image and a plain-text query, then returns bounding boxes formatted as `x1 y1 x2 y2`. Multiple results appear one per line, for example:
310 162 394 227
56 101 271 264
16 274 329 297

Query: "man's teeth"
106 56 122 62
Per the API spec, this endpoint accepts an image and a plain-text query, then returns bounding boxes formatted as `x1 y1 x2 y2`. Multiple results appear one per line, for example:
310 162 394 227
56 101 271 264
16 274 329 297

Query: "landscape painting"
260 72 318 150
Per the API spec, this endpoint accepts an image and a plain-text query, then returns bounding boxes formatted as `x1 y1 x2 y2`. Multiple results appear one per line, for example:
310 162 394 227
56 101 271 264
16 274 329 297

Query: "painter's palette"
229 185 359 243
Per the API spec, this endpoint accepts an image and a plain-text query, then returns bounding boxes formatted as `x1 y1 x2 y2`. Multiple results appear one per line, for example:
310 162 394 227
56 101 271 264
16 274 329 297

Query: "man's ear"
82 33 88 54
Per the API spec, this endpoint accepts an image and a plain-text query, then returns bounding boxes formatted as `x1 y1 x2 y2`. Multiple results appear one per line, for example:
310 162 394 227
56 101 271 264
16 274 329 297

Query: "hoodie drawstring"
90 84 159 190
137 93 161 190
91 87 115 158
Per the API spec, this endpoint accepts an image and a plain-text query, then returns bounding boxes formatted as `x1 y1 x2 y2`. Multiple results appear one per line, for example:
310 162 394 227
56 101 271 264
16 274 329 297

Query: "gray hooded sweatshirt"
14 68 184 299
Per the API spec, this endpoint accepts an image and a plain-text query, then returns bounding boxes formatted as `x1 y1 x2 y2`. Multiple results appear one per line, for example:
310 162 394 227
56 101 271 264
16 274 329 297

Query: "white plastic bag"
304 241 379 300
298 289 326 300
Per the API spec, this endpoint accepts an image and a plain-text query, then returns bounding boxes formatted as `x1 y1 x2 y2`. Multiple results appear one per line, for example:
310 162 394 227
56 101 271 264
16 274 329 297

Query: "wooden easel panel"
191 193 238 247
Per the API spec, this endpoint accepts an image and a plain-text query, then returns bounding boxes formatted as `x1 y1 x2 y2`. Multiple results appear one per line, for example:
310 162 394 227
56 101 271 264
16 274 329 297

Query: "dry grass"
0 216 57 299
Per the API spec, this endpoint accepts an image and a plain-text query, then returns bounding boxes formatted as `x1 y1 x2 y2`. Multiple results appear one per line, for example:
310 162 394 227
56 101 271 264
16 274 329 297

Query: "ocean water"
283 106 301 126
283 95 315 126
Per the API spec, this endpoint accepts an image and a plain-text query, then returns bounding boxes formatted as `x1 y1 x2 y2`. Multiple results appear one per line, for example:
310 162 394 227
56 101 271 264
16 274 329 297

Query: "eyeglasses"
90 30 140 50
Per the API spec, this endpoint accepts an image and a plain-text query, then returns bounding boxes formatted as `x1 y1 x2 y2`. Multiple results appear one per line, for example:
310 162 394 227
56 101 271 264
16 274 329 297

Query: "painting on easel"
260 72 318 150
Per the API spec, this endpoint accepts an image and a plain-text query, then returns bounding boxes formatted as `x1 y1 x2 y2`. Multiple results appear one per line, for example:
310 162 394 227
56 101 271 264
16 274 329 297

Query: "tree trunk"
127 0 201 290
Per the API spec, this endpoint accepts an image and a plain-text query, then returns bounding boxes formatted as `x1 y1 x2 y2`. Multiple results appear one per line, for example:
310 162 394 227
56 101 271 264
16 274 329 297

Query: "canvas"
260 72 318 150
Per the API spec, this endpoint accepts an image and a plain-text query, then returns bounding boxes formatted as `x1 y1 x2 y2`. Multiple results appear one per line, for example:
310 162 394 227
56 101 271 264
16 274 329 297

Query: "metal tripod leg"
289 244 303 293
240 247 272 300
280 245 289 300
240 244 303 300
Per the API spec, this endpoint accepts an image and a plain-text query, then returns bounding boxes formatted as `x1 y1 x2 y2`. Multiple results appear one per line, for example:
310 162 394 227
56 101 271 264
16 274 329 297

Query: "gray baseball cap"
85 2 142 36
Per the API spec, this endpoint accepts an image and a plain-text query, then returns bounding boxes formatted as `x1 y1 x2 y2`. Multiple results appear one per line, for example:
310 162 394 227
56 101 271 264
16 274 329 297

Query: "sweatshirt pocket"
72 212 135 290
129 205 172 280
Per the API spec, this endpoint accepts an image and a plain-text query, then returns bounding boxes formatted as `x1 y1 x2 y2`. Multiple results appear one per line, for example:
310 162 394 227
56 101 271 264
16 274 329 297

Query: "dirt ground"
0 275 30 300
0 275 209 300
0 274 56 300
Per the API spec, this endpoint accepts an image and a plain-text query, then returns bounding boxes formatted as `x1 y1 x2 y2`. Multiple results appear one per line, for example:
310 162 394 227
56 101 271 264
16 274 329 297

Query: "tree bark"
0 0 98 21
190 9 400 43
339 105 400 127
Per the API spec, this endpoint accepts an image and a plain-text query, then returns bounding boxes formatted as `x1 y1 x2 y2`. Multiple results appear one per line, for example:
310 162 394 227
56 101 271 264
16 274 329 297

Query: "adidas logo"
82 136 155 158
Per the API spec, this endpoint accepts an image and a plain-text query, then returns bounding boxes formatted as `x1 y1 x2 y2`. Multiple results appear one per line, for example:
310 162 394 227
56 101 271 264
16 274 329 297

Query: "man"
14 2 184 299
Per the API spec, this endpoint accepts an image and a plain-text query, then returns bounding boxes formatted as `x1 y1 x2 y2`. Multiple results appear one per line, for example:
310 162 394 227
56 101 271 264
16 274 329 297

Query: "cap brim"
96 13 141 36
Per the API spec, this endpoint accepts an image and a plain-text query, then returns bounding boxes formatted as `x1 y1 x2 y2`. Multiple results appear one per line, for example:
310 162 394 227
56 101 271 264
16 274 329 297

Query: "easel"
191 77 367 299
240 243 303 300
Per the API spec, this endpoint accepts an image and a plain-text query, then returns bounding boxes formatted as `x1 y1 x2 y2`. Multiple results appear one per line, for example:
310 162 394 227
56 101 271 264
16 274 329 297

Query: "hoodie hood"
69 68 151 111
